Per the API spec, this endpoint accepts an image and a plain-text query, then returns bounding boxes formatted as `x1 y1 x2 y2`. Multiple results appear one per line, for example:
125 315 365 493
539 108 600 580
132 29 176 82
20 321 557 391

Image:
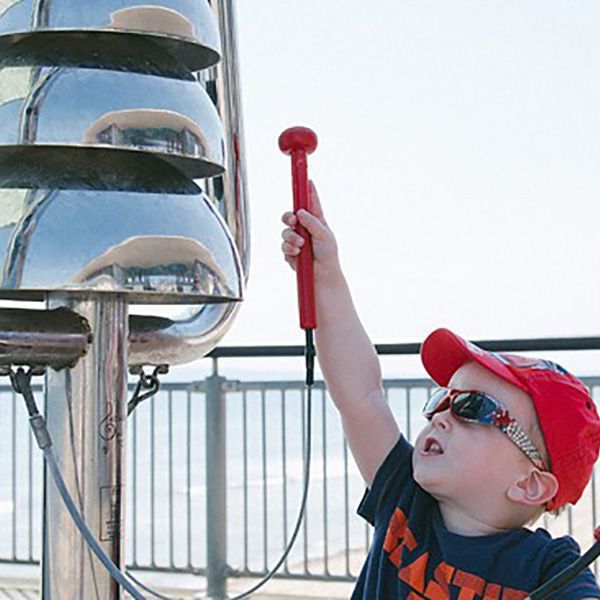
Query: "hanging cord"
9 367 146 600
227 328 315 599
125 341 316 600
526 527 600 599
128 365 169 416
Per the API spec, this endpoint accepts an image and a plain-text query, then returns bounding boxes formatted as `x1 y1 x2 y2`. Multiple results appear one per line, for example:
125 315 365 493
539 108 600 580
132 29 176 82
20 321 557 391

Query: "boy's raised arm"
281 182 400 486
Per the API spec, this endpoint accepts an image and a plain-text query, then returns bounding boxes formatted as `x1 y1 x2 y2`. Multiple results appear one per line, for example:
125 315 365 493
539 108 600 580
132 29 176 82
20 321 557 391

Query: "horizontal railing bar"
207 337 600 359
126 565 207 576
0 558 40 566
128 564 353 583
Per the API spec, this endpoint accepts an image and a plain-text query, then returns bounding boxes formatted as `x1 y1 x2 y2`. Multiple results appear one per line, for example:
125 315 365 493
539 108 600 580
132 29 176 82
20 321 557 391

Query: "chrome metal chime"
0 1 248 597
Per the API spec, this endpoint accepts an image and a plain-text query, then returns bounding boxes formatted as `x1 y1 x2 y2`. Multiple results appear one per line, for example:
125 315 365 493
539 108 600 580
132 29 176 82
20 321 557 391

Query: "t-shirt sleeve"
356 434 413 527
538 535 600 599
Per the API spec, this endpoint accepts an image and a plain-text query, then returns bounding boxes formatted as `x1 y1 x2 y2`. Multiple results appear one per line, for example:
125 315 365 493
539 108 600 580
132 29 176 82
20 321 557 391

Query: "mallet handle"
279 126 318 330
289 149 316 329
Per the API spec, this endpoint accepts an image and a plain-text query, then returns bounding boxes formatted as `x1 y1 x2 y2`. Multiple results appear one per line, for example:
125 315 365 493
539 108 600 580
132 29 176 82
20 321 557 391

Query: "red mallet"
278 126 318 330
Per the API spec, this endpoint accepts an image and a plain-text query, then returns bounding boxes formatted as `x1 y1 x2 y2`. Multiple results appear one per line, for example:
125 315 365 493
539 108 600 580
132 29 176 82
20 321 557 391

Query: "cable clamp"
9 366 40 416
8 367 51 450
127 365 169 416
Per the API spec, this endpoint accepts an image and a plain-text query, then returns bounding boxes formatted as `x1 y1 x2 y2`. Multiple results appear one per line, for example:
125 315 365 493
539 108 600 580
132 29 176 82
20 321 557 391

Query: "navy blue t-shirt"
352 435 600 599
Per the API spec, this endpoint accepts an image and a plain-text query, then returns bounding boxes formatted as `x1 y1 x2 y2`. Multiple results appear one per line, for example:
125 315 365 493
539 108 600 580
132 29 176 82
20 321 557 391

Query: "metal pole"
206 357 228 599
42 293 128 600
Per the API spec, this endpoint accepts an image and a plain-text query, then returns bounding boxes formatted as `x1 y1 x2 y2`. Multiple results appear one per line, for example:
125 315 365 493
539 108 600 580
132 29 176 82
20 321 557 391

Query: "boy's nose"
431 409 452 430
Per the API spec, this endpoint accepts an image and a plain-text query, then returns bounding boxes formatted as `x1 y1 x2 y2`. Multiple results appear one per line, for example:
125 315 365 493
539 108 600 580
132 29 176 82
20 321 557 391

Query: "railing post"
206 357 228 599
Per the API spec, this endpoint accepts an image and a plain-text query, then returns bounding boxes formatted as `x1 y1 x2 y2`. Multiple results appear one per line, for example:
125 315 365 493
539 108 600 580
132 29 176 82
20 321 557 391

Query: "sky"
0 1 598 382
205 0 600 379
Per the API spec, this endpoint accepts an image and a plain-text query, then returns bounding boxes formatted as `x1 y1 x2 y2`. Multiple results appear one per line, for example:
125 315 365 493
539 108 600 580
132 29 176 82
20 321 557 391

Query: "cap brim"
420 328 527 392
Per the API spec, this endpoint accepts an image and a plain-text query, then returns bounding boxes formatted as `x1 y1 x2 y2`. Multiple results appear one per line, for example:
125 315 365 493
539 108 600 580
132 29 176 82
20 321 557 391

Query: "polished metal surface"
0 0 220 76
129 301 240 366
0 302 239 368
0 67 226 189
43 293 128 600
0 188 243 302
125 0 252 368
126 0 250 368
0 306 90 369
204 0 250 282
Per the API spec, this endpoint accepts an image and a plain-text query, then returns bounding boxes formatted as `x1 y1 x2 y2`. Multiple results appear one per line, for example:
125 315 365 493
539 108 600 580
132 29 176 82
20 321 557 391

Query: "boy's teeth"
426 439 443 454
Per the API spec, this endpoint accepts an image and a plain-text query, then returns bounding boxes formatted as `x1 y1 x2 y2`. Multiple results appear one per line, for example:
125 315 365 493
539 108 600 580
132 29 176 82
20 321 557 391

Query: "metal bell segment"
0 188 242 301
0 0 221 76
0 67 226 189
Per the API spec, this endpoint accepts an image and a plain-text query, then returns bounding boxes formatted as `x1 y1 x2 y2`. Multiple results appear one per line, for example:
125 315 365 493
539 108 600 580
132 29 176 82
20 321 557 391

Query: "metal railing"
0 339 598 596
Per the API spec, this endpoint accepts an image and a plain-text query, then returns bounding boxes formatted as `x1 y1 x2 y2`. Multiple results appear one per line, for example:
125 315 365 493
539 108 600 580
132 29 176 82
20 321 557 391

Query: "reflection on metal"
0 67 226 189
204 0 250 281
0 188 243 302
0 304 240 369
0 0 220 76
129 301 240 366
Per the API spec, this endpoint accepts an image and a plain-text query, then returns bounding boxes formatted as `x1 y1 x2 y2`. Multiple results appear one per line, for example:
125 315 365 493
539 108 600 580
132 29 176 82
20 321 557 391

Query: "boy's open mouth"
422 436 444 455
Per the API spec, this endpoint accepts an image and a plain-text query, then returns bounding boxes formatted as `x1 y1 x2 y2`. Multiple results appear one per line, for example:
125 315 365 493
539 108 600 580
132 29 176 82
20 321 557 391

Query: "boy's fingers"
282 228 304 247
281 241 301 256
281 211 297 226
296 208 330 240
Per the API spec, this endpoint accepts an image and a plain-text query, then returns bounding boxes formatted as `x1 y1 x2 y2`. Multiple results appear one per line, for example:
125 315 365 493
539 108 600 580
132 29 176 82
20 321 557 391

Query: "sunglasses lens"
423 388 450 418
451 392 497 423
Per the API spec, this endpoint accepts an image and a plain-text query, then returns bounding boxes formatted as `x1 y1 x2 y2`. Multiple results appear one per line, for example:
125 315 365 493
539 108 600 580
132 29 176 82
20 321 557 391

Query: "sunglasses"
423 388 548 471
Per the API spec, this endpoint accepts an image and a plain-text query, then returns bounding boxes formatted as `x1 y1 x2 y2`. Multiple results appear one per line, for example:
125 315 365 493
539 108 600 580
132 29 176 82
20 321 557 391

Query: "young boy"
280 182 600 599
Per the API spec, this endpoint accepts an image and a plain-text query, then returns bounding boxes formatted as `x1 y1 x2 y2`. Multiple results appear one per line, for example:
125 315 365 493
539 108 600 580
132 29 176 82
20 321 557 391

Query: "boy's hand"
280 181 340 281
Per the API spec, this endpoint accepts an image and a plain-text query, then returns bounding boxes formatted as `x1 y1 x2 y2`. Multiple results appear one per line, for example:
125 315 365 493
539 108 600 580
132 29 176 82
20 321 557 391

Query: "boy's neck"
437 500 518 537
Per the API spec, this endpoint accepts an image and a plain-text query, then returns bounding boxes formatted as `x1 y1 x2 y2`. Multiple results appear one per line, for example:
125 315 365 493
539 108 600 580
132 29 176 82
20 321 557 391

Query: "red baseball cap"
420 328 600 510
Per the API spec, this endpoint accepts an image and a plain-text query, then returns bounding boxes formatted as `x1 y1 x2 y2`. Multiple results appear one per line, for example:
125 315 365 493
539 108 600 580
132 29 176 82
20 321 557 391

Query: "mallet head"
278 126 318 155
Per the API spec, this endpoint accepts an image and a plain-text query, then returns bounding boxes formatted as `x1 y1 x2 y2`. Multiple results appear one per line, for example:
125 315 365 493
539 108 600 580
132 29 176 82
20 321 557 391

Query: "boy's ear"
506 470 559 507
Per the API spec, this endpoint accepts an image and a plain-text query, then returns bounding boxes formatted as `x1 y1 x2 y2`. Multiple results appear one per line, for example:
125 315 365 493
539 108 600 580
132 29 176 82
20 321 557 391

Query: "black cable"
43 447 145 599
304 328 315 386
9 367 145 599
8 332 317 600
527 538 600 599
228 328 315 599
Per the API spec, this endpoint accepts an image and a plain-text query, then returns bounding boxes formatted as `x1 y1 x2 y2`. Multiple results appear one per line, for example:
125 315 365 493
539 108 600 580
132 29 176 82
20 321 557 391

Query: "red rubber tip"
278 126 318 155
594 526 600 542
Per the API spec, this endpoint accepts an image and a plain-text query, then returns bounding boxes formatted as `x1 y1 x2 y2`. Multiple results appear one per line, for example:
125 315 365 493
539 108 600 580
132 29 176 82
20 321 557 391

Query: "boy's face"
413 361 545 507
